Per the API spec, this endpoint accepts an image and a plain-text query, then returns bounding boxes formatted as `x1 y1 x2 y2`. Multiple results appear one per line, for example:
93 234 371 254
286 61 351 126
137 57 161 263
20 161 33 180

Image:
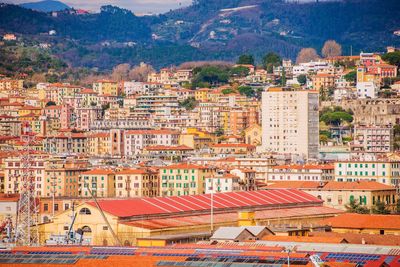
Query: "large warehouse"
39 189 344 245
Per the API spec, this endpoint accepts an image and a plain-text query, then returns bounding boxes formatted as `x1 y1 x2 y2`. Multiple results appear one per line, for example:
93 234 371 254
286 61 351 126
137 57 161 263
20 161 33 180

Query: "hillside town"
1 33 400 266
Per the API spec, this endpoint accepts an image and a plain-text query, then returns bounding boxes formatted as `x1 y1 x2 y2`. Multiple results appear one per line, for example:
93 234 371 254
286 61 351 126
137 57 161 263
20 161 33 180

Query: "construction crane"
15 122 39 246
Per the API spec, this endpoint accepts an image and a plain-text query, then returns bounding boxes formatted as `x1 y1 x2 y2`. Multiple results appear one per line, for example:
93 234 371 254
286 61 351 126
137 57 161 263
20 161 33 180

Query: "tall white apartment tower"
261 87 319 159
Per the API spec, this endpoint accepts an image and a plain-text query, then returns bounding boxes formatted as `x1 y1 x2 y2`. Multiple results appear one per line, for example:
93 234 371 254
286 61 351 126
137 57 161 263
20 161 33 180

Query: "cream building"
261 87 319 159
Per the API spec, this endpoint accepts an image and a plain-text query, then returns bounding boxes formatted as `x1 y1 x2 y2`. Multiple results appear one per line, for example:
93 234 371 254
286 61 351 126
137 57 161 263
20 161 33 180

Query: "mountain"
0 0 399 70
20 0 70 12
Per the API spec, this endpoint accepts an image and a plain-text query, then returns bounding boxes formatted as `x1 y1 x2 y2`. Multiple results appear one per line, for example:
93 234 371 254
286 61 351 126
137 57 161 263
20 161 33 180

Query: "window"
44 203 48 211
54 204 59 211
79 208 91 215
103 226 108 230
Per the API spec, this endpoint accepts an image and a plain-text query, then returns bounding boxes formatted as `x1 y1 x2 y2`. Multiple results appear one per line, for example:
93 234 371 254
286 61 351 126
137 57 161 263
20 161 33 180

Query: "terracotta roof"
125 130 179 135
162 162 208 170
81 169 114 175
88 133 109 138
211 143 255 148
115 169 155 175
0 193 19 202
144 145 193 151
310 231 400 246
318 213 400 230
271 164 334 170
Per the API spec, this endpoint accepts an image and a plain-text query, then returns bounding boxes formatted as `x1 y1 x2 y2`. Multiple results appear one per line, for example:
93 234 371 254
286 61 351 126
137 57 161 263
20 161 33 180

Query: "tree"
111 63 130 81
296 48 320 64
179 97 197 110
129 63 155 82
45 101 56 107
215 128 224 137
192 66 229 88
297 74 307 85
320 111 353 126
222 88 235 95
381 51 400 67
322 40 342 58
372 200 390 214
345 199 370 214
238 86 255 98
237 54 254 65
230 66 250 77
344 70 357 84
262 52 281 73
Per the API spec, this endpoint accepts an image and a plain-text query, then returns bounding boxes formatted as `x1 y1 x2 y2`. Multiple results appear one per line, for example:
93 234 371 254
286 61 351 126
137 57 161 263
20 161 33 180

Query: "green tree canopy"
179 97 198 110
297 74 307 85
381 51 400 67
192 66 230 88
320 111 353 126
345 199 370 214
237 54 255 65
238 86 256 98
230 66 250 77
344 70 357 83
262 52 282 73
371 200 390 214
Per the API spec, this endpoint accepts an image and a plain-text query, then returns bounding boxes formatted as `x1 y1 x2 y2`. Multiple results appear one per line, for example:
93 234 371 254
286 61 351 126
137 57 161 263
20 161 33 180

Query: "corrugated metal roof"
88 189 322 218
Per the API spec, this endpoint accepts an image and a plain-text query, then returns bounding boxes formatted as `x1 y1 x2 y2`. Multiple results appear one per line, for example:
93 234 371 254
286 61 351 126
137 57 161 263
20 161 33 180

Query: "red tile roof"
115 168 156 175
125 130 180 135
318 213 400 230
81 169 114 175
211 143 255 148
162 162 208 170
145 145 193 151
271 164 334 170
87 189 323 218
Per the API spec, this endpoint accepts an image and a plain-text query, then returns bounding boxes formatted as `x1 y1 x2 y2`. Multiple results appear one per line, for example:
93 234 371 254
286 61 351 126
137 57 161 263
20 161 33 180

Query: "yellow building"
114 168 159 198
44 158 89 198
244 124 261 146
179 128 215 150
194 88 211 101
39 189 343 246
79 169 115 198
159 163 214 196
18 106 42 117
87 132 111 156
93 80 120 96
318 213 400 235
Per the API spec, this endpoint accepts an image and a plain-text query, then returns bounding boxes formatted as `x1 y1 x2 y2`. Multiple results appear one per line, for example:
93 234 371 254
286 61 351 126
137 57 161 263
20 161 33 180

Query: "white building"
205 170 240 194
351 125 394 154
357 81 378 98
124 129 180 156
261 87 319 159
334 160 400 186
266 164 334 183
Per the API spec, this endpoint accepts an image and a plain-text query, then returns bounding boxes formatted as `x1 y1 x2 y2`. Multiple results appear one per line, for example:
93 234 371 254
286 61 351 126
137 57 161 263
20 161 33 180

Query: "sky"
3 0 193 14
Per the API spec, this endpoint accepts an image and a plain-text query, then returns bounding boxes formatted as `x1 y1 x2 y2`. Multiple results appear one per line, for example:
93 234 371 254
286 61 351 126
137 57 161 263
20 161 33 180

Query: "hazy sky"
4 0 193 14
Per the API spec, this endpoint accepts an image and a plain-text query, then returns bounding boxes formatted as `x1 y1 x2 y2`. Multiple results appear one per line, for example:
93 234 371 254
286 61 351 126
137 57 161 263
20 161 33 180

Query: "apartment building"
4 155 47 197
334 160 400 185
267 164 334 183
205 170 240 194
124 129 179 156
114 168 159 198
44 157 89 198
93 80 120 96
351 125 394 155
79 169 115 198
159 163 214 197
261 87 319 159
